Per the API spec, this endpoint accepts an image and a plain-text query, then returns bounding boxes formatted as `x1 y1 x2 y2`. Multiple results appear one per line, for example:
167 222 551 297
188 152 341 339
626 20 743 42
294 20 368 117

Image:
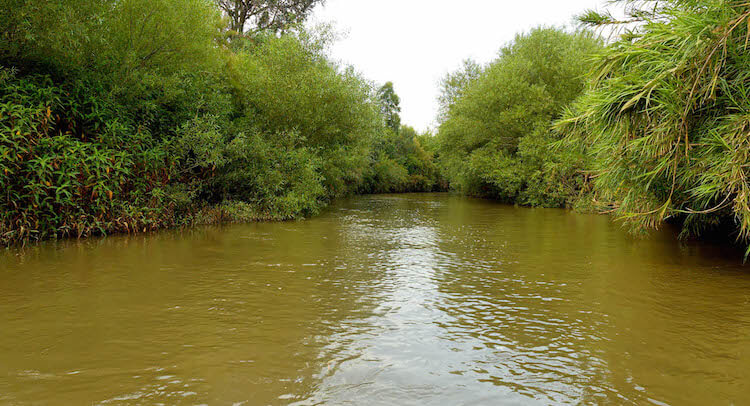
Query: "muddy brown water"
1 194 749 405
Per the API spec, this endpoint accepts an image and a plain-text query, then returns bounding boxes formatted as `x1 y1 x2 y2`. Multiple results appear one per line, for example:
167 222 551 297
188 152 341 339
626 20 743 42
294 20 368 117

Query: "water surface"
1 194 749 405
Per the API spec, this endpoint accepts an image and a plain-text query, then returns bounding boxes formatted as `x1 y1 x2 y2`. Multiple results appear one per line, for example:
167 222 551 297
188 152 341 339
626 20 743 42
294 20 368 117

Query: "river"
1 194 749 405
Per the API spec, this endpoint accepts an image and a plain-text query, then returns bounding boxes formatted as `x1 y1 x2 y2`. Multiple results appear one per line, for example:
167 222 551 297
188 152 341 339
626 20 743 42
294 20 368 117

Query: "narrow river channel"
1 194 749 405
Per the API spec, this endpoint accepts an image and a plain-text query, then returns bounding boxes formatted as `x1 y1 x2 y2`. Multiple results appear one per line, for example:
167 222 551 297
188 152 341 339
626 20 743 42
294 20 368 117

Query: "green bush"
230 32 381 198
361 126 444 194
215 131 325 219
0 0 415 245
558 0 750 251
0 72 171 244
437 27 601 206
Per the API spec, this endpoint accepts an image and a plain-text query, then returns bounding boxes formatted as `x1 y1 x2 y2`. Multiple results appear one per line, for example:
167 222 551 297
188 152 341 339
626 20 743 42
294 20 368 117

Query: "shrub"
558 0 750 251
437 27 601 206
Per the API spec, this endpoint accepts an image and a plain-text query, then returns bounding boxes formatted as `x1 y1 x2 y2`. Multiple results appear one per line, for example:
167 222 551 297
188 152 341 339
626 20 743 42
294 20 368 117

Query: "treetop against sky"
310 0 609 131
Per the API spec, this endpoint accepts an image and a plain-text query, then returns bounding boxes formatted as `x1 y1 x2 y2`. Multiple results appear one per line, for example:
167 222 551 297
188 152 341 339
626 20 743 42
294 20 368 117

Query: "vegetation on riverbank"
559 0 750 252
4 0 750 253
436 28 602 207
436 0 750 253
0 0 442 245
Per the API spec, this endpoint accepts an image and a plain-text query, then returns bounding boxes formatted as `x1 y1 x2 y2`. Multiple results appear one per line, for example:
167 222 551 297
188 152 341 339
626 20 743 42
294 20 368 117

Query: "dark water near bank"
1 194 749 405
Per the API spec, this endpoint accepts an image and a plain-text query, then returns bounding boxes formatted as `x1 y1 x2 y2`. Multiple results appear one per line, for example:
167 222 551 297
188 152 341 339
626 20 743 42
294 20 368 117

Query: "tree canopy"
437 27 601 206
216 0 324 34
377 82 402 133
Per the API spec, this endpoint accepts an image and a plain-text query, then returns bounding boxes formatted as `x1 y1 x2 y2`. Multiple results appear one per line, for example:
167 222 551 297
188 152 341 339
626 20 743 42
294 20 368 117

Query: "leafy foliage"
362 125 445 194
377 82 402 132
558 0 750 251
0 0 421 245
216 0 324 35
437 59 482 123
229 32 380 198
437 27 601 206
216 131 325 218
0 72 172 243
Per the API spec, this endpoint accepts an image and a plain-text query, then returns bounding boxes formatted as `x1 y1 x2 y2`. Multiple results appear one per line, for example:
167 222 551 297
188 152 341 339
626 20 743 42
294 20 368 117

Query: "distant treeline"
0 0 443 245
436 0 750 255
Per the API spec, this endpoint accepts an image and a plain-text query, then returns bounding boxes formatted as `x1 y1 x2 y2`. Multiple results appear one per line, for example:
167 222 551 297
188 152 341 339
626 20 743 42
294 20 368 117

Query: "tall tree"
377 82 401 133
437 59 481 123
216 0 324 35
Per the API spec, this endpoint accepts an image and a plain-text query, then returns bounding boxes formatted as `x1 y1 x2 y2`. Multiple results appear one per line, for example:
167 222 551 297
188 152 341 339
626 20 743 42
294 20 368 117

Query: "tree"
377 82 401 133
437 59 482 123
437 28 601 205
216 0 324 35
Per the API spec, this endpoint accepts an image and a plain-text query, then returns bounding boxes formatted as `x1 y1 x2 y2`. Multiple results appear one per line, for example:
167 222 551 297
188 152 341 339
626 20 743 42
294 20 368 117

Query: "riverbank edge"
0 200 302 249
1 192 445 249
4 192 744 260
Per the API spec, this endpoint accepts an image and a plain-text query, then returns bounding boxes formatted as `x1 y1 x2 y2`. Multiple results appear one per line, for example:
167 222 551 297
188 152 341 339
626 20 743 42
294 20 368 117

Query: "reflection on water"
1 194 749 405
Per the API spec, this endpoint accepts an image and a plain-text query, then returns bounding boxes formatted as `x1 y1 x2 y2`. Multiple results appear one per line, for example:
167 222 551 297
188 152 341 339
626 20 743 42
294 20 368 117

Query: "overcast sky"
310 0 609 132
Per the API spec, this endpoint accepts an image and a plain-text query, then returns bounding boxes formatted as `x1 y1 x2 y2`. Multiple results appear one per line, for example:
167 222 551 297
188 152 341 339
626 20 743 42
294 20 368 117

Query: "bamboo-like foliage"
557 0 750 251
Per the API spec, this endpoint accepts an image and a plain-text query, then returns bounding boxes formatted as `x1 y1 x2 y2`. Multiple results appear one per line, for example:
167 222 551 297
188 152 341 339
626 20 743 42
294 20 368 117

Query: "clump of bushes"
436 27 602 207
0 71 173 242
0 0 440 246
362 125 446 194
559 0 750 251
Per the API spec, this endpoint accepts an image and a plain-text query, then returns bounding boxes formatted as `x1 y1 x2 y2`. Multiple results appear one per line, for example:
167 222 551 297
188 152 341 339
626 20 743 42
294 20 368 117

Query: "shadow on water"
1 194 748 405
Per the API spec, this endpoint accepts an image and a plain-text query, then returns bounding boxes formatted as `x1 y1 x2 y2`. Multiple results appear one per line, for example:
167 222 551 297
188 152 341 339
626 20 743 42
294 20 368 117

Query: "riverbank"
1 8 443 248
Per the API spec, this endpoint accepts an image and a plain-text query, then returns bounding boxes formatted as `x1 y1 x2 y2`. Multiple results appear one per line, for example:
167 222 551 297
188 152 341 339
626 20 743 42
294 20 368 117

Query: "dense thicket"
8 0 749 253
558 0 750 251
359 82 445 194
435 2 750 253
0 0 440 245
436 28 602 206
361 125 445 194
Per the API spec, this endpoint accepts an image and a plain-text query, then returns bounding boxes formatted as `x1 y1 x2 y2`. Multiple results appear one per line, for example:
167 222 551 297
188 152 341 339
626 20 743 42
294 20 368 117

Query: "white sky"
310 0 609 132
